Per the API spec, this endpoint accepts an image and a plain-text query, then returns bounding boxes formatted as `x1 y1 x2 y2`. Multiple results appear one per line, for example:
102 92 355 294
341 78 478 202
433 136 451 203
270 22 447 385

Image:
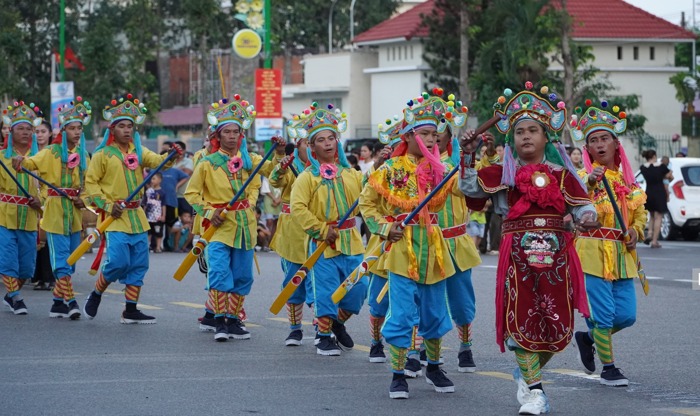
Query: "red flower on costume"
228 156 242 174
124 153 139 170
67 153 80 169
320 163 338 180
508 164 565 219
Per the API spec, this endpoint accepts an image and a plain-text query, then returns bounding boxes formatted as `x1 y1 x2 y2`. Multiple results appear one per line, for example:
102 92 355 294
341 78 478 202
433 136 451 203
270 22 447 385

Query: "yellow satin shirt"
268 164 308 264
0 148 40 231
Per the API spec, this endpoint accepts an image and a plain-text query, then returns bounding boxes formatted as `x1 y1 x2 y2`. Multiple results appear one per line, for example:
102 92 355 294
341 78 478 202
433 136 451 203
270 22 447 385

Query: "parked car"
635 157 700 241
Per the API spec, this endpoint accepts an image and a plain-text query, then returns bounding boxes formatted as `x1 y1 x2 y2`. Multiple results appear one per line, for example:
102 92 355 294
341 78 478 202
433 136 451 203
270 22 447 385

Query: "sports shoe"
83 292 102 319
12 299 28 315
404 357 422 378
389 375 409 399
215 320 228 342
285 329 303 346
227 318 251 340
67 301 81 320
518 389 550 415
49 302 69 318
314 332 335 345
331 319 354 350
425 368 455 393
3 294 14 310
316 336 341 356
199 314 216 332
369 342 387 363
600 367 629 387
574 331 596 375
513 368 530 406
457 349 476 373
120 309 157 324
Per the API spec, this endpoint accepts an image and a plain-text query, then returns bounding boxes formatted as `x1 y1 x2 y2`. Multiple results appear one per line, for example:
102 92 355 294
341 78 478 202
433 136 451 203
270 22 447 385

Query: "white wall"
369 71 424 136
377 41 425 68
347 52 379 138
587 42 676 68
303 54 352 88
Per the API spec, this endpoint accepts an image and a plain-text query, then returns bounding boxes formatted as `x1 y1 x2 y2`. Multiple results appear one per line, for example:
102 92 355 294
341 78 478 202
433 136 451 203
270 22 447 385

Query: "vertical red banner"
255 69 282 118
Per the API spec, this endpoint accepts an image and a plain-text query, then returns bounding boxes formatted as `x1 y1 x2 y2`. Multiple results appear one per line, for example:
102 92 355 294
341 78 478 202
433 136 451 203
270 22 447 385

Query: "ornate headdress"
55 96 91 170
95 93 148 163
207 94 256 170
2 100 41 158
570 99 635 186
493 81 583 191
287 102 350 176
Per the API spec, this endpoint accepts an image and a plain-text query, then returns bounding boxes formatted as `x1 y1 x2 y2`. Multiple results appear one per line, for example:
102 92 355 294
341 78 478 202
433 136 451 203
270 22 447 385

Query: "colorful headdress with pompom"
378 115 403 146
570 99 635 186
2 100 41 158
55 96 90 171
207 94 256 170
95 93 147 163
494 82 584 191
427 90 468 165
401 88 467 134
287 103 350 176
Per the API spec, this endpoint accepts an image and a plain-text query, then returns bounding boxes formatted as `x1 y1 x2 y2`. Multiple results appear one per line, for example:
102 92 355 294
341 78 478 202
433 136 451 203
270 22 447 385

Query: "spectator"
169 211 193 252
495 143 504 159
32 119 57 290
467 202 489 248
144 172 166 252
640 149 673 248
255 207 271 252
358 142 375 174
260 176 282 239
161 140 173 153
568 147 584 169
35 120 53 150
346 154 360 170
675 151 686 157
173 141 194 216
0 120 9 146
161 158 189 251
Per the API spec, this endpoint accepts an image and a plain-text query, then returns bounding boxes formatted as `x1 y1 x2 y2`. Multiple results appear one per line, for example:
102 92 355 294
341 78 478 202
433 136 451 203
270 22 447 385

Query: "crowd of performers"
0 82 648 414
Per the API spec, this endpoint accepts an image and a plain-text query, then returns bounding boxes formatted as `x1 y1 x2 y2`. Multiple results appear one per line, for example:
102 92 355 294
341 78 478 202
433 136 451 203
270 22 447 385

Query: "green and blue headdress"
207 94 256 170
56 96 91 170
494 81 584 191
2 100 41 158
378 114 403 147
95 93 148 163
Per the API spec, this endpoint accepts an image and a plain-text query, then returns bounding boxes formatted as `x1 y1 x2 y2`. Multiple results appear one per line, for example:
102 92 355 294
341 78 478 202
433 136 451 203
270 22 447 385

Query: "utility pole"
59 0 65 81
264 0 272 69
350 0 357 51
329 0 338 54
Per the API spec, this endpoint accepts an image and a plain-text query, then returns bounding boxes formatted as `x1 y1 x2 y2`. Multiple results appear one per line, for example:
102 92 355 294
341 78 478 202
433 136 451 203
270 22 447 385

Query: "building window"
410 45 414 59
392 47 396 61
633 46 639 60
386 48 389 60
617 46 623 60
650 46 655 60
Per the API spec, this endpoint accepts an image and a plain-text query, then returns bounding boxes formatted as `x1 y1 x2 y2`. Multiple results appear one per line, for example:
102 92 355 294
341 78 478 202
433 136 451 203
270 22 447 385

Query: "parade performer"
82 94 181 324
13 98 92 319
185 96 283 341
570 101 647 387
268 122 313 346
0 101 43 315
288 103 366 356
359 92 461 399
459 83 599 415
365 116 402 365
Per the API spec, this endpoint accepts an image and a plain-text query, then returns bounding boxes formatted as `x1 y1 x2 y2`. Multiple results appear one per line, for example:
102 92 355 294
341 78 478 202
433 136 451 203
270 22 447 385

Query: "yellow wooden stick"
376 281 388 304
254 252 261 275
269 242 327 315
67 216 114 266
331 243 384 304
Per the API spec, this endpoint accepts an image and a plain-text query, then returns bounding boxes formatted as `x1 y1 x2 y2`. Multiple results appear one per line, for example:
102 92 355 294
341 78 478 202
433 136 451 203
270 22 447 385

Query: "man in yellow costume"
0 100 43 315
185 95 283 341
82 94 181 324
13 97 91 319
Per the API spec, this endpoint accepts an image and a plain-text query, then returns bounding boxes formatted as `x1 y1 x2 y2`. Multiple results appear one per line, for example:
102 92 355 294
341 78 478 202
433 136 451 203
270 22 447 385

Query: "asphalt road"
1 241 699 416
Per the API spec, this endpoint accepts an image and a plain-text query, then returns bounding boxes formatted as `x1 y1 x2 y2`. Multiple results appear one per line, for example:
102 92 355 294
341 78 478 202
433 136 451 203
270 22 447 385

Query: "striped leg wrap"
515 349 542 386
316 316 332 336
424 338 442 364
208 289 227 317
457 323 472 347
204 298 214 314
2 276 21 297
389 344 408 373
52 278 64 302
287 303 303 330
227 293 244 318
58 276 75 303
94 274 110 295
124 285 141 304
369 315 385 345
592 327 614 365
337 308 352 324
409 326 423 355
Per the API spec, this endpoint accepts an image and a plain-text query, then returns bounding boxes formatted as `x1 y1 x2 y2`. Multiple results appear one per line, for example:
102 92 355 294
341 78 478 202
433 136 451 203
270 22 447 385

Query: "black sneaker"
49 302 69 318
574 331 596 375
314 331 335 345
285 329 303 346
425 368 455 393
12 299 28 315
389 375 409 399
316 336 341 356
369 342 387 363
457 349 476 373
199 314 216 332
227 318 251 340
3 294 14 310
404 357 422 378
600 366 629 387
120 309 157 324
83 292 102 319
67 301 81 320
215 320 228 342
331 319 354 350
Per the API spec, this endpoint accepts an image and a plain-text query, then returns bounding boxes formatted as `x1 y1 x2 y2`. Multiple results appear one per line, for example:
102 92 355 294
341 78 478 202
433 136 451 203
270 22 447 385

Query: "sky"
626 0 693 26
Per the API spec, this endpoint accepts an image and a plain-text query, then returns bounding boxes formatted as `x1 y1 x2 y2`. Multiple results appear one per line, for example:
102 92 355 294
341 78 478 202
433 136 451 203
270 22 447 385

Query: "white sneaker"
518 389 551 415
513 368 530 405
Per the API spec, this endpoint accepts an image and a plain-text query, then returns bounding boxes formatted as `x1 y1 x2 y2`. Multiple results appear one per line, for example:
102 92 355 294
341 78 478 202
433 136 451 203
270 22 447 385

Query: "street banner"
50 81 74 130
255 68 282 141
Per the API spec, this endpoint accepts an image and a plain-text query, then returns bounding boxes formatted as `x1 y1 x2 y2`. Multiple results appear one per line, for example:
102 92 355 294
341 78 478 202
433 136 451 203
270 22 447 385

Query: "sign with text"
50 81 74 130
254 68 282 120
254 118 284 142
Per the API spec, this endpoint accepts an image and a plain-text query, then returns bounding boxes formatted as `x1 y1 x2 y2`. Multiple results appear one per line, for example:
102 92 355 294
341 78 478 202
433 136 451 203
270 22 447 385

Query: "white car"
635 157 700 241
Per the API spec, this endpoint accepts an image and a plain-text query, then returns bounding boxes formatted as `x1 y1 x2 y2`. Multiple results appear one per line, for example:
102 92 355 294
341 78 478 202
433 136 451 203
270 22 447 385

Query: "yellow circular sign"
232 29 262 59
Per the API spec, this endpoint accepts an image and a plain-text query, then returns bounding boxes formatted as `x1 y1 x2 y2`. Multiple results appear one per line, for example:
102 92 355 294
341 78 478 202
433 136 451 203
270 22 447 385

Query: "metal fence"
630 133 683 158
